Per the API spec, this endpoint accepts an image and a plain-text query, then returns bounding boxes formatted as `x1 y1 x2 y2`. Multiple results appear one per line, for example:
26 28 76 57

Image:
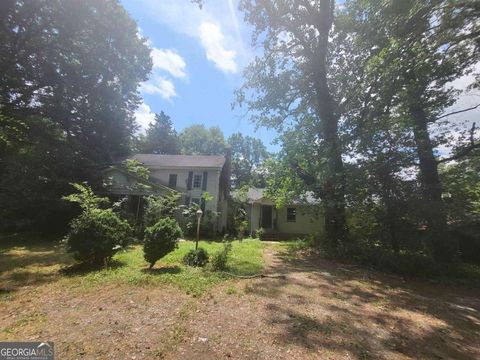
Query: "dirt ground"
1 245 479 359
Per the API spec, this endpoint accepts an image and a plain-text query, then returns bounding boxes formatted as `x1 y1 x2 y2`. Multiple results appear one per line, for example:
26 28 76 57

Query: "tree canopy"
228 132 270 189
179 124 227 155
237 0 480 262
137 112 181 155
0 0 151 231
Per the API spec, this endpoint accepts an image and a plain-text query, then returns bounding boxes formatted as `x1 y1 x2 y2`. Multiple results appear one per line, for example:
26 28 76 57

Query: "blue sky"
120 0 279 152
120 0 479 157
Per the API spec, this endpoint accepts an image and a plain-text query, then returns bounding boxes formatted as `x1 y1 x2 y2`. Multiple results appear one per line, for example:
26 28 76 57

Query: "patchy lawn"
0 234 264 296
1 234 479 359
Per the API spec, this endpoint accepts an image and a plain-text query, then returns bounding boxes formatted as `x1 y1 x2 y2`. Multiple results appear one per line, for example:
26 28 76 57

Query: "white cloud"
199 22 237 73
140 0 248 74
134 102 155 132
139 47 185 101
140 75 177 100
431 61 480 157
151 48 187 78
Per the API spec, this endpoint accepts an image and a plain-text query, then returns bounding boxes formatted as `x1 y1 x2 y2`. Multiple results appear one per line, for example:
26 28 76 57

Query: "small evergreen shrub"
144 218 182 269
183 248 209 267
65 208 132 265
210 242 232 271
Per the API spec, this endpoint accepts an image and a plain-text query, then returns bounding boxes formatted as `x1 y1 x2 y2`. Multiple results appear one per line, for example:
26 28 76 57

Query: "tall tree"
137 112 181 154
179 124 226 155
227 132 269 188
0 0 151 231
344 0 480 261
238 0 350 252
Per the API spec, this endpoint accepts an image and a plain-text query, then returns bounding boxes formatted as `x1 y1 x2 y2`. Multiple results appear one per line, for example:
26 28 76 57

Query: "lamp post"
195 209 203 250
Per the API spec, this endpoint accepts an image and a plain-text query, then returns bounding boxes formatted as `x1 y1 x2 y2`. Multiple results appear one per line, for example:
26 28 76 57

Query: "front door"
261 205 273 229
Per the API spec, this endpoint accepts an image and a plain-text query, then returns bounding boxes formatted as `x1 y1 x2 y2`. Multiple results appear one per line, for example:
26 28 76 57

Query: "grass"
0 234 265 297
2 312 47 335
78 239 264 296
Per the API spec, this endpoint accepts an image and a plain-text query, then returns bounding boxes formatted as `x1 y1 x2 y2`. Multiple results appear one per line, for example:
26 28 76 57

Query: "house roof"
236 187 320 205
102 166 176 195
131 154 226 169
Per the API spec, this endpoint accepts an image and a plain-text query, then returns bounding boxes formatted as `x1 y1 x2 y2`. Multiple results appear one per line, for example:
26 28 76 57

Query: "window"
191 198 200 205
287 207 296 222
168 174 177 188
193 174 202 188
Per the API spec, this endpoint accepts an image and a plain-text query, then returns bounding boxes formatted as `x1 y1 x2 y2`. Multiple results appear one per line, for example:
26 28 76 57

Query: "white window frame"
287 207 297 222
193 173 202 189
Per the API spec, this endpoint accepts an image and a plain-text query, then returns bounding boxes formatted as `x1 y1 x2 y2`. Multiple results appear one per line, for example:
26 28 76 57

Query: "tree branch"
289 161 326 198
437 122 480 164
432 103 480 122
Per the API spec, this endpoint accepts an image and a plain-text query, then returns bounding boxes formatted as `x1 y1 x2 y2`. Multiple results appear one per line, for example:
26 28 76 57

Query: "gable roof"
131 154 225 169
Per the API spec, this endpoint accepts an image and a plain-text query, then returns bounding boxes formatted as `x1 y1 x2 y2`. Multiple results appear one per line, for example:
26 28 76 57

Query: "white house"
242 188 323 240
104 152 231 232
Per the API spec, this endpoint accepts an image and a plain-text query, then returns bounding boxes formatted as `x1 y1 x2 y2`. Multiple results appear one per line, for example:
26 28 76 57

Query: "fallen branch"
220 272 287 280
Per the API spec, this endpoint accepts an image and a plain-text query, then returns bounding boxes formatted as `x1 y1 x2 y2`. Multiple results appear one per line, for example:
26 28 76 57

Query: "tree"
137 111 181 154
144 218 183 269
63 183 132 265
237 0 350 252
0 0 151 231
343 0 480 261
227 132 269 188
179 124 226 155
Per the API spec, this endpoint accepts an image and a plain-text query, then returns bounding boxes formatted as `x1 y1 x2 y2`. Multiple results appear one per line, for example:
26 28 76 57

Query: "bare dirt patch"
168 246 480 360
1 283 191 359
1 243 479 359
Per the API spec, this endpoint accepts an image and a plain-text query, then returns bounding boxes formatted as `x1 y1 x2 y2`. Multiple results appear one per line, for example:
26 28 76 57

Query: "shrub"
255 227 265 240
452 222 480 264
354 246 440 277
210 242 232 271
65 208 132 265
143 193 180 228
143 218 182 269
183 248 209 267
179 202 218 239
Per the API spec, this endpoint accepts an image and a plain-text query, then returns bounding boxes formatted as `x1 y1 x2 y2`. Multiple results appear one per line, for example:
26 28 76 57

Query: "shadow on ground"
246 247 480 359
141 266 181 275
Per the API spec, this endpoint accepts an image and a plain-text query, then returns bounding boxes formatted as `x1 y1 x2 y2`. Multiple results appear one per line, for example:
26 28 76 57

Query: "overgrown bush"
65 208 132 265
179 202 218 239
183 248 209 267
354 246 441 277
144 193 180 228
254 227 265 240
210 241 232 271
234 208 248 239
452 222 480 264
201 210 219 238
143 218 182 269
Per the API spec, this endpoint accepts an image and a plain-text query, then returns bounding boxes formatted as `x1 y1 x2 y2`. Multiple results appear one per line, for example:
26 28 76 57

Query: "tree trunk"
377 162 400 253
384 198 400 254
410 106 457 261
311 0 349 252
